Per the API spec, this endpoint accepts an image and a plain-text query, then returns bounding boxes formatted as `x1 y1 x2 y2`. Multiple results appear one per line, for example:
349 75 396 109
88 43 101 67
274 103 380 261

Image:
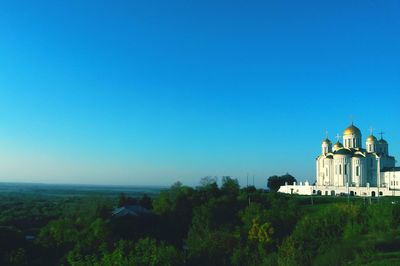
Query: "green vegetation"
1 181 400 265
267 174 297 192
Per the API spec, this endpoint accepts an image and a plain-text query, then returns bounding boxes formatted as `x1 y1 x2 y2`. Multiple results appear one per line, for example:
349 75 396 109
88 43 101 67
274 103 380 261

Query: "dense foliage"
1 181 400 265
267 174 297 192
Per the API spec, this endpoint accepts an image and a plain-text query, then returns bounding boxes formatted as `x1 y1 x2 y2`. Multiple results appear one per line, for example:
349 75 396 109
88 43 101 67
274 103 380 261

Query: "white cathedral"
279 123 400 197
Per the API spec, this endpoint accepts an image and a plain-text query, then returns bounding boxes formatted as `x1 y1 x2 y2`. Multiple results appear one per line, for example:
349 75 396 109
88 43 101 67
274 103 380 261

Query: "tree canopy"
267 174 297 192
1 179 400 265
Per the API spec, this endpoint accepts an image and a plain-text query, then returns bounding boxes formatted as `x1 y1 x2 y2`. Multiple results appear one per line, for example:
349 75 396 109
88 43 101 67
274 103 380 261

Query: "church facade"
279 123 400 197
316 124 395 188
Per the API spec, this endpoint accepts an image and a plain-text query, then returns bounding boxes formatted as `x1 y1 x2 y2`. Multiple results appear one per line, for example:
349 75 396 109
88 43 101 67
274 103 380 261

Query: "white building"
279 123 400 197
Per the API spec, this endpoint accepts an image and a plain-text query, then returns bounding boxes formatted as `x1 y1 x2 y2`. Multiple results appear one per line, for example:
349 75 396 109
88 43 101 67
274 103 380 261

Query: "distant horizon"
0 180 169 188
1 1 399 186
0 178 268 189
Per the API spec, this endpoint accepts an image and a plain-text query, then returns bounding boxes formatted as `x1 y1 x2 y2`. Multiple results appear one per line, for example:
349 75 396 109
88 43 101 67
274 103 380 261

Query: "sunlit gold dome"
333 141 343 148
343 124 361 136
366 135 377 142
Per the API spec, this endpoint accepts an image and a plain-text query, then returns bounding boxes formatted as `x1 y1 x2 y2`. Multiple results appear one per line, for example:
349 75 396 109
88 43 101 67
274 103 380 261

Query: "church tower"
366 134 377 153
378 137 389 156
343 123 362 149
333 134 343 152
333 141 343 152
321 138 332 155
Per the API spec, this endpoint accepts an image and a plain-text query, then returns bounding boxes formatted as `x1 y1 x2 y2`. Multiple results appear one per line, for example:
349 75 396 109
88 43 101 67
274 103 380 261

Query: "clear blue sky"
0 0 399 187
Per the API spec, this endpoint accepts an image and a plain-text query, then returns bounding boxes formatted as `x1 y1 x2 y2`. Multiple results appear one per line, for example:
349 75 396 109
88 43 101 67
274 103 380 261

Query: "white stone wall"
382 171 400 189
278 183 400 197
278 182 314 195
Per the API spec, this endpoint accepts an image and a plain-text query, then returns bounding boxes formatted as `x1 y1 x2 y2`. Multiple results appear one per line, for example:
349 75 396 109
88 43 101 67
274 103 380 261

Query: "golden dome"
334 141 343 148
366 135 377 142
343 124 361 136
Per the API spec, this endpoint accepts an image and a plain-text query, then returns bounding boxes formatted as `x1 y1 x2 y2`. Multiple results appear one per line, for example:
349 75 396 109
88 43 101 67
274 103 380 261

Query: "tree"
199 176 218 188
130 238 183 266
221 176 240 197
8 248 28 266
139 194 153 209
267 174 297 192
197 177 220 203
248 218 274 243
118 193 138 207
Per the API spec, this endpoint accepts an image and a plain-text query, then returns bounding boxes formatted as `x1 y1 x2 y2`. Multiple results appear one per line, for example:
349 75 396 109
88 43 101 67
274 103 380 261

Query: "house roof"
112 205 150 218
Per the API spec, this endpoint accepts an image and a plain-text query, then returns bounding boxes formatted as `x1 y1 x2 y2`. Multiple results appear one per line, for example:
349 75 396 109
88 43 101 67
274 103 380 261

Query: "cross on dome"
349 115 354 125
369 127 374 136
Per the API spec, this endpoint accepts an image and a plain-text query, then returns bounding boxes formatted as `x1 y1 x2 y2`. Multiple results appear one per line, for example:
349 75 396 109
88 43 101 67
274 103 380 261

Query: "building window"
353 138 356 147
344 165 347 175
339 165 342 175
356 166 359 176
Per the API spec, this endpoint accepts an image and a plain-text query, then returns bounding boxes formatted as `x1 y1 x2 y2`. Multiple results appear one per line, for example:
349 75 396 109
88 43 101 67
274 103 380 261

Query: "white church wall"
383 171 400 190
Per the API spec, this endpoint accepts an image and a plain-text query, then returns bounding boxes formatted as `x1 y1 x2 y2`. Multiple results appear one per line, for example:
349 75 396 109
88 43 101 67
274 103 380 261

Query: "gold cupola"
343 124 361 136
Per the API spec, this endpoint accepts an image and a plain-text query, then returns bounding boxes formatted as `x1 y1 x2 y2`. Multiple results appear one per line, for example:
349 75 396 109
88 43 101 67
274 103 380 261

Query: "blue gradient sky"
0 1 399 187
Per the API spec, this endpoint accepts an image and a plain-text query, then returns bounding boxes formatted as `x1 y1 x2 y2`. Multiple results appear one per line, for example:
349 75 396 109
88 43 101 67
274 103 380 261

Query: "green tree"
248 218 274 244
221 176 240 197
8 248 28 266
130 238 182 266
139 194 153 209
277 204 358 266
186 200 239 266
37 218 80 249
267 174 297 192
